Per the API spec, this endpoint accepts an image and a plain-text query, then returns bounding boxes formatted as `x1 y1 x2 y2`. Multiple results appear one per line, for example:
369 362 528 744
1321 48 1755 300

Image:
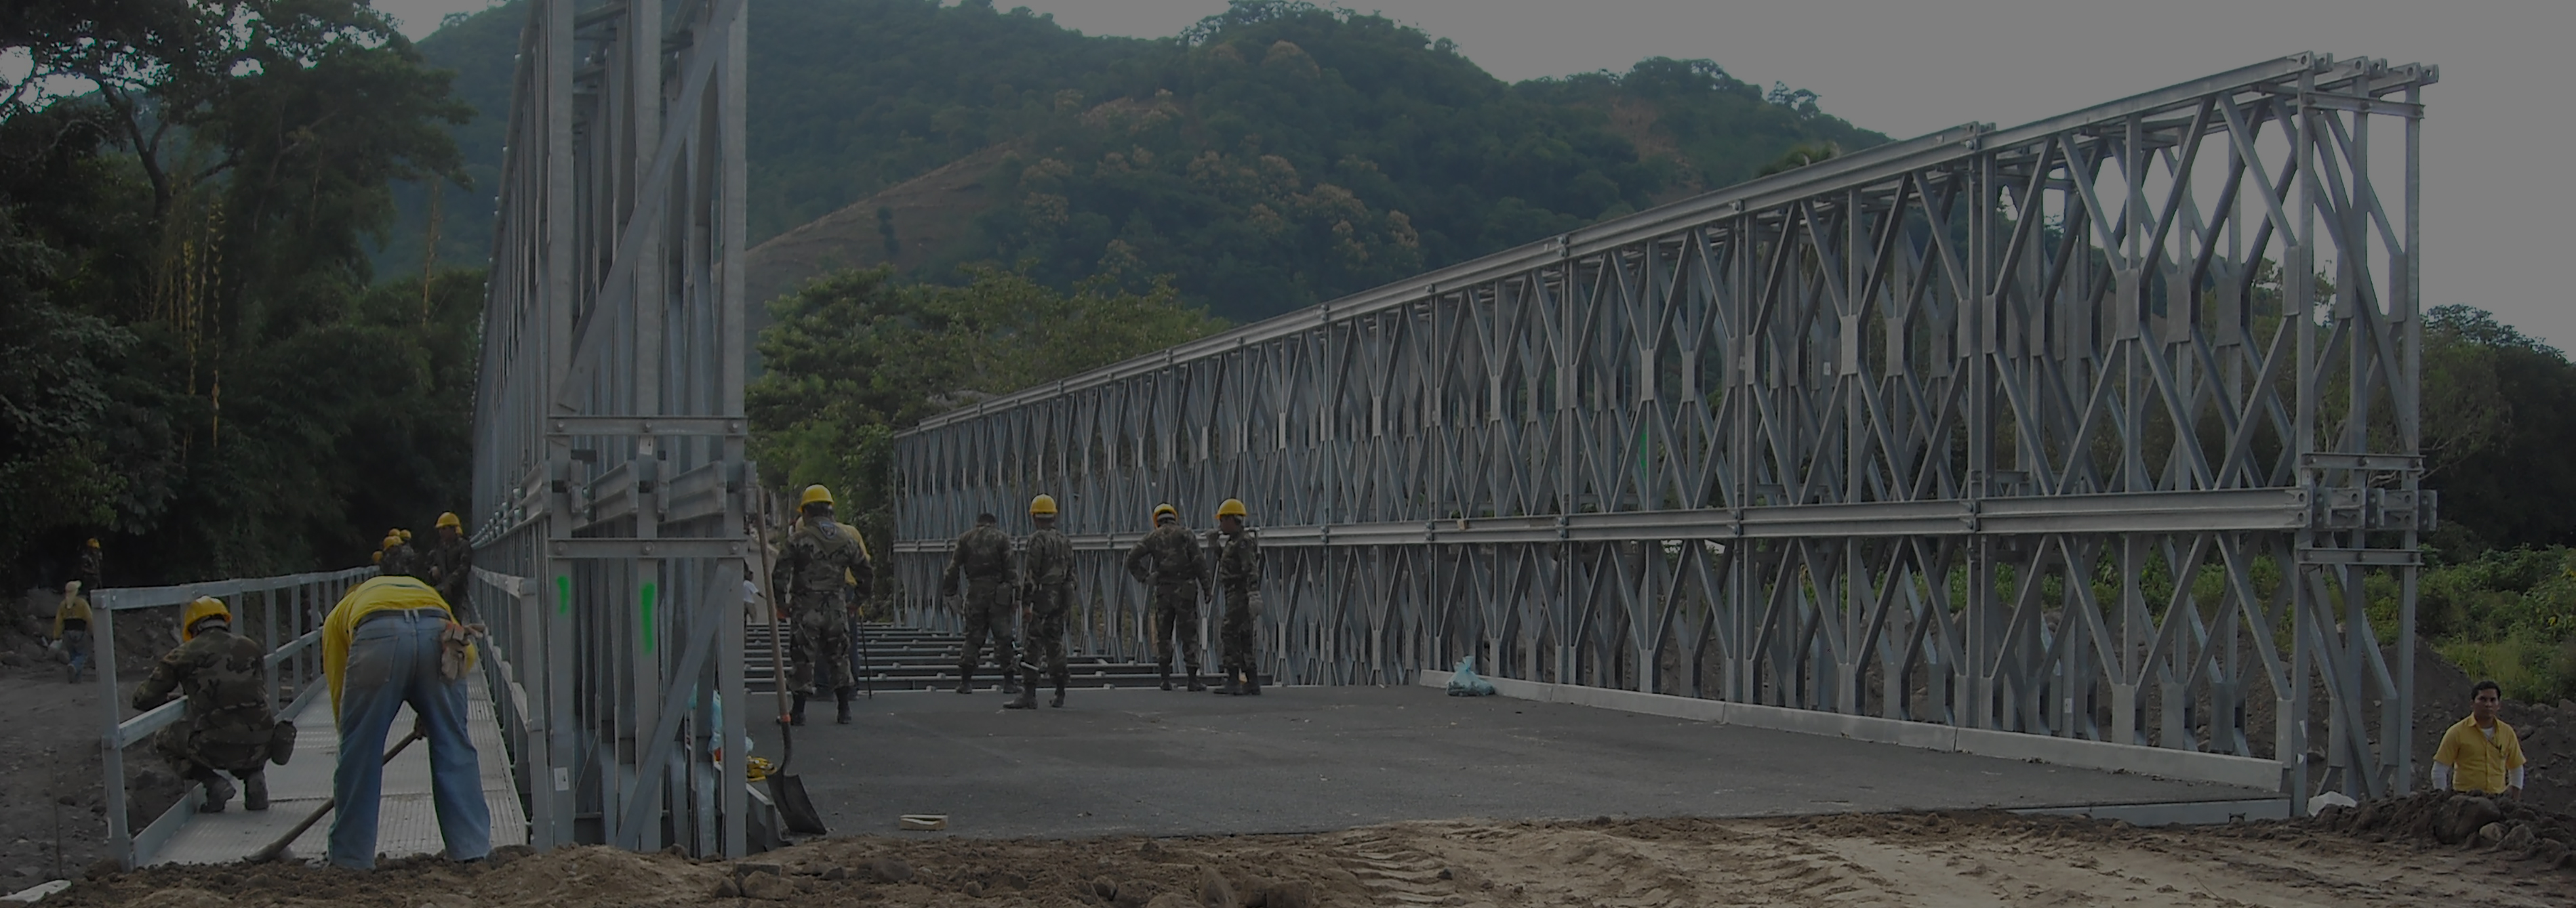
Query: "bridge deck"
750 684 2268 840
147 669 526 866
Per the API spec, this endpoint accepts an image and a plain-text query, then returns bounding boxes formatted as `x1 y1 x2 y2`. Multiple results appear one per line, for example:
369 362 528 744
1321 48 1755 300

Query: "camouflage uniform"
1210 527 1262 686
426 536 474 620
77 545 102 596
133 626 278 804
942 523 1018 688
770 515 870 695
378 542 419 579
1019 527 1077 699
1125 522 1209 679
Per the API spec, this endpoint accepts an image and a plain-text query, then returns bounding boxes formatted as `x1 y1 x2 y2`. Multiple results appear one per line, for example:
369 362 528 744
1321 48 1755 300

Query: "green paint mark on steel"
641 581 659 653
556 575 571 616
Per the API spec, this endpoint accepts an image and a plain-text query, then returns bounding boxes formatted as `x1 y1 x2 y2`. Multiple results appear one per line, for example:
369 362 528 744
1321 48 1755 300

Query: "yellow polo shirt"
322 576 469 722
2434 715 2525 793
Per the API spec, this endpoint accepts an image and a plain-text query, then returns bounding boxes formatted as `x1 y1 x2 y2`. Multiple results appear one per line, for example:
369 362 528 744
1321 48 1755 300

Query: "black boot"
790 692 809 726
201 774 235 814
1050 672 1068 708
1243 672 1262 697
1186 667 1207 693
1004 669 1039 709
955 667 975 694
1157 663 1173 692
1000 659 1021 695
836 688 854 724
242 771 269 812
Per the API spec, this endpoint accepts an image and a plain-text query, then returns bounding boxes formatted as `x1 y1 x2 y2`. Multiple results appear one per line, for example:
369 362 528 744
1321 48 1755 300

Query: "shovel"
252 730 423 863
752 514 830 837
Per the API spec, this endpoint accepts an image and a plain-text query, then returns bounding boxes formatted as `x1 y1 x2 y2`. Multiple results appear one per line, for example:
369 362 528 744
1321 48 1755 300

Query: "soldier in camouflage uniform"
378 531 417 579
770 484 872 724
134 597 282 812
77 538 102 597
1207 499 1264 696
942 512 1020 695
426 512 474 620
1007 495 1076 709
1125 503 1209 692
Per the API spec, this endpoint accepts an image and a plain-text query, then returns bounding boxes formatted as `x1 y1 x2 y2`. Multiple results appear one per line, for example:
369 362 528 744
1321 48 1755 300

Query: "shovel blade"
767 773 829 835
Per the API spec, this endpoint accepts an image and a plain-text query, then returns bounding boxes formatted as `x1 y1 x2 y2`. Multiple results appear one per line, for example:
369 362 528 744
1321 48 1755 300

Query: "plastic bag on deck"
1446 657 1497 697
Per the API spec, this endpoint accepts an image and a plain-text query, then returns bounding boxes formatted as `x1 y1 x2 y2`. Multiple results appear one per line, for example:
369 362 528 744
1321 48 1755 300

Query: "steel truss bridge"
466 0 755 856
895 54 2437 812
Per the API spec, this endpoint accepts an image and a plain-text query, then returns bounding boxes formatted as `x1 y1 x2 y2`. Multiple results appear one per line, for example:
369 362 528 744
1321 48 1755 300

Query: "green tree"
0 0 477 584
750 266 1220 553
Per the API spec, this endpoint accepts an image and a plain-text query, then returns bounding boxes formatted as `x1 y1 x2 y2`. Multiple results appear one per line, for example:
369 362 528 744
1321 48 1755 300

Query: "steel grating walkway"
147 669 527 866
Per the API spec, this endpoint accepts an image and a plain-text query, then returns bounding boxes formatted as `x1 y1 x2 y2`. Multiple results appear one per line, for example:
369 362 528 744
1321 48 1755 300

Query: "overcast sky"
378 1 2574 347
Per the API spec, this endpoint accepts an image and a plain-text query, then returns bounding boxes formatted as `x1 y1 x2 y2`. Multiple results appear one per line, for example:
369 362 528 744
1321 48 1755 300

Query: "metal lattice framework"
895 55 2435 805
470 0 752 854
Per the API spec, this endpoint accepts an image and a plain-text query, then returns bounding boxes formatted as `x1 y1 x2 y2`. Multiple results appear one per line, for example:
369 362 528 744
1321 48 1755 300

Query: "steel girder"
893 55 2434 806
470 0 752 855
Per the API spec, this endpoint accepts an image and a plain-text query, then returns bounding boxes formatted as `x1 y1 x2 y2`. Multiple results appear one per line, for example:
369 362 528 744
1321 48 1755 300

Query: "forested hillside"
379 0 1883 323
2 0 481 587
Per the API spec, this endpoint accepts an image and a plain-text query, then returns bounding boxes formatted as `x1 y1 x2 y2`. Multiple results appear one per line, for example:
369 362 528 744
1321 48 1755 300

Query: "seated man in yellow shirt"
2432 680 2526 797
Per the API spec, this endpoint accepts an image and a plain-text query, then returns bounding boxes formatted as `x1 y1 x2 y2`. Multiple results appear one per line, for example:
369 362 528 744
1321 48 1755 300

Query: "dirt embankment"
43 800 2576 908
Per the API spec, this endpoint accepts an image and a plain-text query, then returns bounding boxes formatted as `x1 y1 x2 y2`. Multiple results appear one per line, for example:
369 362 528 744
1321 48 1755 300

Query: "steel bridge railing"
469 0 754 857
89 567 375 869
893 54 2436 810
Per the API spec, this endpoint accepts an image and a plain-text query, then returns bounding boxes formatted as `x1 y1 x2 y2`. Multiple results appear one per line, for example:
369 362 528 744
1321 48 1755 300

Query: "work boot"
789 692 809 726
1001 669 1021 695
1186 669 1207 693
955 668 975 695
201 775 235 814
1004 671 1039 709
836 688 854 724
242 772 269 812
1051 670 1069 708
1157 663 1174 692
1243 674 1262 697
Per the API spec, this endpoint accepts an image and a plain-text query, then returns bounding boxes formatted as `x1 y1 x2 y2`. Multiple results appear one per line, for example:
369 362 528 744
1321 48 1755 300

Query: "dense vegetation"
0 0 479 587
386 0 1883 323
748 266 1220 557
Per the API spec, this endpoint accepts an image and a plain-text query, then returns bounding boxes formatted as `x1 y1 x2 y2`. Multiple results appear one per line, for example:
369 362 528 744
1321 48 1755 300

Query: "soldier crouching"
134 596 289 812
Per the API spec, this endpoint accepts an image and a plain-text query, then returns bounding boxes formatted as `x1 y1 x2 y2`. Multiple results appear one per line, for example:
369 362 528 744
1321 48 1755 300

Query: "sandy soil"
35 805 2575 908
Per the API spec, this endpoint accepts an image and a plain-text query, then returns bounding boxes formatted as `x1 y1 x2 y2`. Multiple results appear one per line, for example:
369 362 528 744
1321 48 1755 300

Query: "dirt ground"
34 802 2576 908
1 592 190 887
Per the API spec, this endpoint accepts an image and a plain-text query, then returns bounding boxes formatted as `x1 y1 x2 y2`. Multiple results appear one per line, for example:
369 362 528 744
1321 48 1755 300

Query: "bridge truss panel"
893 55 2435 808
471 0 753 855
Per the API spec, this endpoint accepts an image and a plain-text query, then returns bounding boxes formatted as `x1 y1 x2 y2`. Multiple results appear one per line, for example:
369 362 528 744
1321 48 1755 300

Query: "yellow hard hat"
382 534 402 549
799 484 835 508
86 538 100 548
399 529 413 541
437 512 462 530
1216 498 1248 518
374 551 384 564
1029 494 1058 516
181 596 230 640
1152 503 1178 523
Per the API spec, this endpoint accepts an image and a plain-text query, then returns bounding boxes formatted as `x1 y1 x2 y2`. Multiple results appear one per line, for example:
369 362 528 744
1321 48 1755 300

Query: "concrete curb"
1420 670 2280 792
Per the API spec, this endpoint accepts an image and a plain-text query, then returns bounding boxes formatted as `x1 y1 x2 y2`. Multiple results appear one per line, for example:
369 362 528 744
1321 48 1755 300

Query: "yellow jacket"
54 593 92 638
323 576 472 724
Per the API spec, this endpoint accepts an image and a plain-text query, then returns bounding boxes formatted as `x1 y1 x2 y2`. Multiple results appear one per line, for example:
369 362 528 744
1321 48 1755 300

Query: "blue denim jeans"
327 608 491 868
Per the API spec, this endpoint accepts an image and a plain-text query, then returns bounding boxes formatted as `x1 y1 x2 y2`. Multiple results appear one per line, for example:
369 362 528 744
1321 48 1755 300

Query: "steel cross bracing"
469 0 753 855
893 55 2436 806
